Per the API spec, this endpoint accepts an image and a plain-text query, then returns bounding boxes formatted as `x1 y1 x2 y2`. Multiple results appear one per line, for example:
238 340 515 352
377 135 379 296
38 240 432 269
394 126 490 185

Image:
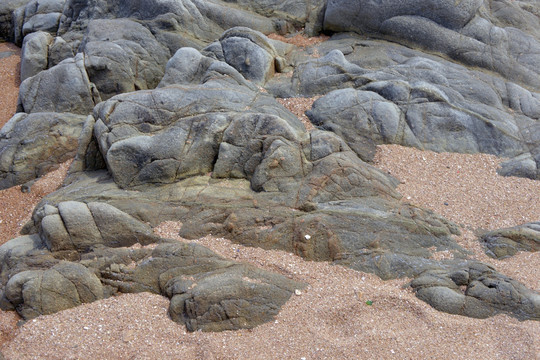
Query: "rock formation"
0 0 539 330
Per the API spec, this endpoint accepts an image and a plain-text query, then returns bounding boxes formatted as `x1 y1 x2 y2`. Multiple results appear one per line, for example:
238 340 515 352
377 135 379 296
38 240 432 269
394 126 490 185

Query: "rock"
291 49 366 96
4 261 103 319
158 47 254 89
0 0 31 41
217 27 280 85
17 53 100 115
498 153 538 180
293 41 538 170
480 222 540 259
412 263 540 320
0 112 86 190
38 201 159 252
2 0 540 327
323 0 540 90
167 263 302 332
80 19 170 100
20 30 53 81
13 0 66 44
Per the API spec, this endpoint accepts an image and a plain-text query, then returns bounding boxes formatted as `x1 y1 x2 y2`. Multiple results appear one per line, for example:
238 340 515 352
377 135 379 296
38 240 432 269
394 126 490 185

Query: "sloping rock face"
0 0 539 328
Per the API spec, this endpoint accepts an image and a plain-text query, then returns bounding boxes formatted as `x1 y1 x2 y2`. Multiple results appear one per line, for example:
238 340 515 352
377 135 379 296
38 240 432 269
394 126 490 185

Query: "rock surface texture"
0 0 539 329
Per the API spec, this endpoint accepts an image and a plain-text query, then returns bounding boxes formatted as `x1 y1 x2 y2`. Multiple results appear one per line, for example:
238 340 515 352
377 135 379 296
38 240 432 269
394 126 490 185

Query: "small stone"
295 289 302 296
304 234 311 240
122 329 135 342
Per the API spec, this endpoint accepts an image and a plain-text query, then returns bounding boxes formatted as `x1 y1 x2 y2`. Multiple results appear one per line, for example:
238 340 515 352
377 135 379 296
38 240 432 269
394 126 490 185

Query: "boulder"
80 19 170 100
38 201 160 252
4 261 103 319
20 30 53 81
13 0 66 44
412 263 540 320
17 52 101 115
480 222 540 259
215 27 281 85
0 0 31 41
0 112 86 190
168 264 301 332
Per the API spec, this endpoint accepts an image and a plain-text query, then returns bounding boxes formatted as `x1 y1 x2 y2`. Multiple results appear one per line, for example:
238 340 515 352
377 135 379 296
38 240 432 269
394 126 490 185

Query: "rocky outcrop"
481 222 540 259
323 0 540 89
1 0 539 327
0 202 303 331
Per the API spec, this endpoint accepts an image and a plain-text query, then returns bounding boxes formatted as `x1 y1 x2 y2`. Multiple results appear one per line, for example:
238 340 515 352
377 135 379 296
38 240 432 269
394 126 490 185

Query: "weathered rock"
38 201 159 252
480 222 540 259
17 52 100 115
0 112 86 190
411 263 540 320
20 30 53 81
0 211 303 331
80 19 170 100
215 27 280 85
323 0 540 90
168 264 301 332
4 261 103 319
0 0 31 41
158 47 254 89
285 39 540 172
2 0 540 327
13 0 66 44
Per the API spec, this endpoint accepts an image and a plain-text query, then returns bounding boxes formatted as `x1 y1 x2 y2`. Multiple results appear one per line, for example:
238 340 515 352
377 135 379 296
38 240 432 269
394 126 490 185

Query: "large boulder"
37 201 160 253
0 112 86 190
0 207 303 331
206 27 282 85
20 30 53 81
80 18 171 100
17 52 100 115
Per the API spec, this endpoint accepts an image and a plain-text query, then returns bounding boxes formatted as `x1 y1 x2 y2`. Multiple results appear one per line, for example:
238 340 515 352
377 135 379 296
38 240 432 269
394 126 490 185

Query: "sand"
0 41 539 360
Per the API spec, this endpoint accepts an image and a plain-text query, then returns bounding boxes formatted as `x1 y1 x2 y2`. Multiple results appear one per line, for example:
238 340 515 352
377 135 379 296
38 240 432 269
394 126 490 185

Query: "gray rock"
13 0 66 44
498 153 538 180
20 30 53 81
158 47 254 89
481 222 540 259
81 19 170 100
39 201 159 252
0 112 86 190
4 261 103 319
322 0 540 90
168 264 302 332
412 263 540 320
17 53 100 115
291 49 367 96
217 27 280 85
0 0 31 41
293 43 538 169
